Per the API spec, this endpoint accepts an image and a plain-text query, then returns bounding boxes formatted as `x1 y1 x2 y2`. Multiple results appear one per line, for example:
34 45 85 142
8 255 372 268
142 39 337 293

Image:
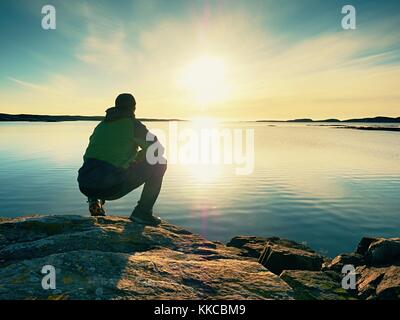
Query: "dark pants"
78 158 167 214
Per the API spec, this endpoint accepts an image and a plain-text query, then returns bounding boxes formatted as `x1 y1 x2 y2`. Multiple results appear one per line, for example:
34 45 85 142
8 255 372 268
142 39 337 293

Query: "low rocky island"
0 215 399 300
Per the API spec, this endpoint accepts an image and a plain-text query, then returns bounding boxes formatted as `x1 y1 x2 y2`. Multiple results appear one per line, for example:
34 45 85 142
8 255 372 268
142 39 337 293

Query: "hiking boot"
88 199 106 217
129 209 161 226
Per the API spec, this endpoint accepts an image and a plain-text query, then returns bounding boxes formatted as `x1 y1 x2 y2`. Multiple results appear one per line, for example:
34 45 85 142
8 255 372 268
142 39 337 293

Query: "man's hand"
136 149 146 161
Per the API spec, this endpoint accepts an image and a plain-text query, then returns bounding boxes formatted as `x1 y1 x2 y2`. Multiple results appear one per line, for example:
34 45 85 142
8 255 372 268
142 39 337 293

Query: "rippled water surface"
1 121 399 256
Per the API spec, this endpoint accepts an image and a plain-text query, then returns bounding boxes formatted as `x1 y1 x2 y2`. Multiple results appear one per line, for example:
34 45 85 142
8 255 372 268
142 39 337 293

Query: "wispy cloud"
7 77 51 92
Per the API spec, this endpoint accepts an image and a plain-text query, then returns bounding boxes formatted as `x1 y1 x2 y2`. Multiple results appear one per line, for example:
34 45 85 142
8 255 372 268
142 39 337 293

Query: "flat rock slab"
0 215 294 300
280 270 356 300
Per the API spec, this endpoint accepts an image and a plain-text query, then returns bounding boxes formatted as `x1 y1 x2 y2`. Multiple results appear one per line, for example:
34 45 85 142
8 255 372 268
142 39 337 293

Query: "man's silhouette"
78 93 167 226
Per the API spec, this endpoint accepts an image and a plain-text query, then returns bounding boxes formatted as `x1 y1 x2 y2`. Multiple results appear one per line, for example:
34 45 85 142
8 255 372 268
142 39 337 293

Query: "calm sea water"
0 121 399 257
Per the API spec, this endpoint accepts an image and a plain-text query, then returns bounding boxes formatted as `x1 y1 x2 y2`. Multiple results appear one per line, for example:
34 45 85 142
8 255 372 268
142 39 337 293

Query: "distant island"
257 116 400 123
0 113 184 122
257 116 400 132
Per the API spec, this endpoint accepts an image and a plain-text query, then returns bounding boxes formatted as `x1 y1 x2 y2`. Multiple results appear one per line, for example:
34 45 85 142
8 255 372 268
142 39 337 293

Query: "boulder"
280 270 355 300
0 215 294 300
323 253 365 272
364 238 400 266
257 238 324 275
226 236 275 258
356 265 400 300
227 236 324 274
357 237 379 256
376 266 400 299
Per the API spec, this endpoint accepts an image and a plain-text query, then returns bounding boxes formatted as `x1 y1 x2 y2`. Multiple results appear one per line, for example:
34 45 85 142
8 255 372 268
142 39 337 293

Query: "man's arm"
133 119 164 159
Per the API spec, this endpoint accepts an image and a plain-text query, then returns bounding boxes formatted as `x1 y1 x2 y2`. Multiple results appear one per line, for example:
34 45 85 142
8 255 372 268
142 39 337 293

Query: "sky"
0 0 399 120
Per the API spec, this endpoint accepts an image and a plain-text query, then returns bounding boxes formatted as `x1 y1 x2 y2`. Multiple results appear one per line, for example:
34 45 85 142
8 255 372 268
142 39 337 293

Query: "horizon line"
0 113 400 123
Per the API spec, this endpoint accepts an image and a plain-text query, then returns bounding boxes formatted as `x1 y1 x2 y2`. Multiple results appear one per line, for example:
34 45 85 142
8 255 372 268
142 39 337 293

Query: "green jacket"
83 107 154 169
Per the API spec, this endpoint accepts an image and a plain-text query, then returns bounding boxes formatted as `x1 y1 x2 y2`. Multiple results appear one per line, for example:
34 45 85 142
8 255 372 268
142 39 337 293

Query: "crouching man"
78 93 167 226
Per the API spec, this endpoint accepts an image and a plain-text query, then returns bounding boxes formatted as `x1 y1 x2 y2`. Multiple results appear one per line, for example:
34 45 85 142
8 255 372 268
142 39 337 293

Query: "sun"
180 56 228 107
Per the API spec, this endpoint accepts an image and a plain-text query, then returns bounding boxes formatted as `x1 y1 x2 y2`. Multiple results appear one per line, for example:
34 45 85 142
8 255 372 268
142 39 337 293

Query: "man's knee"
143 158 167 177
151 159 167 177
157 160 167 176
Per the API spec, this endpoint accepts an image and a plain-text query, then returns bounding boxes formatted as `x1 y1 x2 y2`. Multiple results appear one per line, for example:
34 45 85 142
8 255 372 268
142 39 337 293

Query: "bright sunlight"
180 56 229 108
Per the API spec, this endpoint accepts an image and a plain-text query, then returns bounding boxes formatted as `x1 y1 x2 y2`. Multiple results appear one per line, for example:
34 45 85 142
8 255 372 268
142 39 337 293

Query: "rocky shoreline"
0 215 399 300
